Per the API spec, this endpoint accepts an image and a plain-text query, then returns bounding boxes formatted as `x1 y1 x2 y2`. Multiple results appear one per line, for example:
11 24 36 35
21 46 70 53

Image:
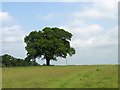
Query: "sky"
0 0 118 65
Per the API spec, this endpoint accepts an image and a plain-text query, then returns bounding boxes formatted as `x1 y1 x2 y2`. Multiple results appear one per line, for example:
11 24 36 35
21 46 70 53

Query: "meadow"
2 65 118 88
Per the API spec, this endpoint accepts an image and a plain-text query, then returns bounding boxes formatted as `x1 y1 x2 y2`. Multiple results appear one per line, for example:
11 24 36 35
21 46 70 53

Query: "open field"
2 65 118 88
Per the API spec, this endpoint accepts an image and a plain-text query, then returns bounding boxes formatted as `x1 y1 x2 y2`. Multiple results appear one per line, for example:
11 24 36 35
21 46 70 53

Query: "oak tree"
24 27 75 65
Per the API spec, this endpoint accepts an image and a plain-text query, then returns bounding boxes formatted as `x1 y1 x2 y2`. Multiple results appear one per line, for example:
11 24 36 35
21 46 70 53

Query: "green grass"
2 65 118 88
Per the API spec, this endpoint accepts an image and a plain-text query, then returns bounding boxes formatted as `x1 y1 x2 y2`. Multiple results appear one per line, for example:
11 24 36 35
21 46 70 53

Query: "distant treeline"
0 54 40 68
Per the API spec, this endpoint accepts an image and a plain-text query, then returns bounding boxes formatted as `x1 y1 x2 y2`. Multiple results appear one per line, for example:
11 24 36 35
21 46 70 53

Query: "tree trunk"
46 59 50 66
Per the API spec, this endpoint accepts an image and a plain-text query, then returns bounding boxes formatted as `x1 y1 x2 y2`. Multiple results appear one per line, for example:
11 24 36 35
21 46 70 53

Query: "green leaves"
24 27 75 65
1 54 39 67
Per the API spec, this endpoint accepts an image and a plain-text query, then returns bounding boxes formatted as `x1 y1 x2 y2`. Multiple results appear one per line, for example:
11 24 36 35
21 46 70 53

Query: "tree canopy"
1 54 39 68
24 27 75 65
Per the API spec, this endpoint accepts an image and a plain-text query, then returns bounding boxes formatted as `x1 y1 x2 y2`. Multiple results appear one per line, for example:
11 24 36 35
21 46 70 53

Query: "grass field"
2 65 118 88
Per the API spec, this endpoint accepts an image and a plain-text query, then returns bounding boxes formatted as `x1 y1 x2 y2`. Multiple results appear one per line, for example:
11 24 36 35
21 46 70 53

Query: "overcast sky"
0 0 118 65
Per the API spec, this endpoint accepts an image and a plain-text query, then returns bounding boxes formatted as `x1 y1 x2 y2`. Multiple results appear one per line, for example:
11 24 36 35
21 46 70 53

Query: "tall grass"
2 65 118 88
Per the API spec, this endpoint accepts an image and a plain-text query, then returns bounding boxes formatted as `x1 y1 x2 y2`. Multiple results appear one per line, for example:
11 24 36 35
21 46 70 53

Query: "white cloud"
98 27 118 46
73 8 105 19
71 27 118 48
73 7 117 20
59 23 103 39
71 0 118 21
0 12 25 43
71 24 103 36
1 25 25 43
100 0 118 10
0 11 13 22
71 37 97 47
